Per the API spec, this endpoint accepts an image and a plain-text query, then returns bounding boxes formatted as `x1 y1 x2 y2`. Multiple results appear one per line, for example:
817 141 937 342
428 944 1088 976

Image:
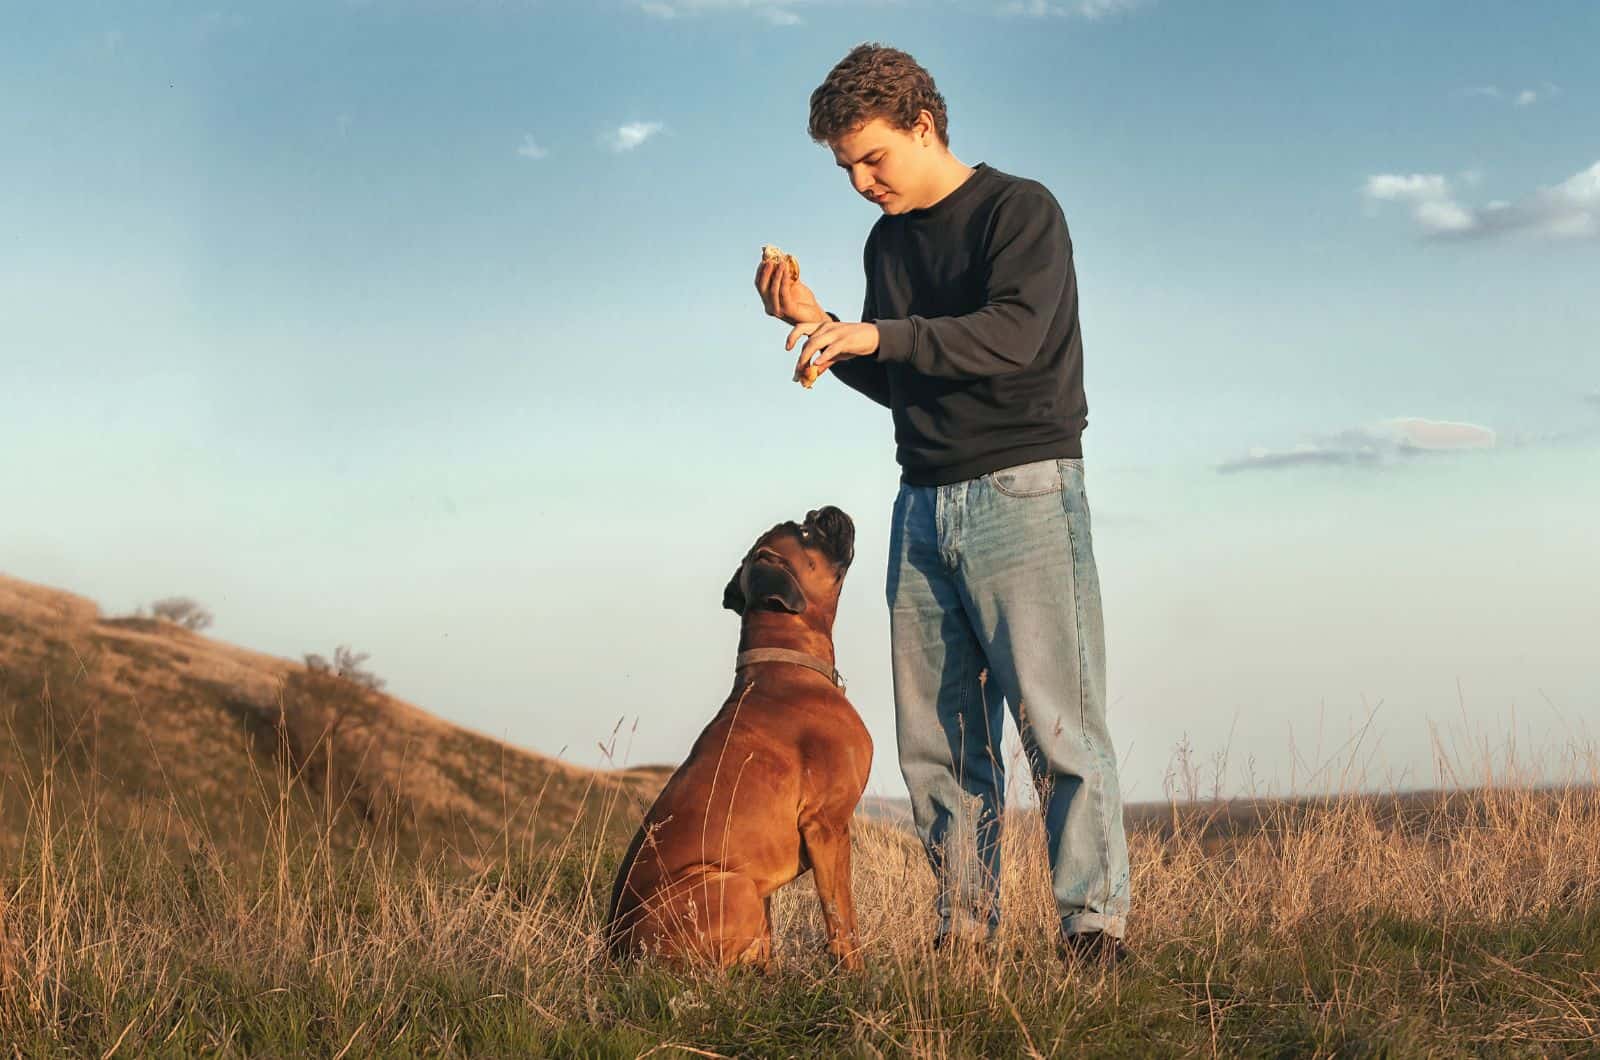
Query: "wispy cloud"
638 0 1142 24
999 0 1145 17
604 121 665 153
1462 82 1561 107
637 0 810 24
1363 160 1600 242
1219 418 1496 474
516 134 549 160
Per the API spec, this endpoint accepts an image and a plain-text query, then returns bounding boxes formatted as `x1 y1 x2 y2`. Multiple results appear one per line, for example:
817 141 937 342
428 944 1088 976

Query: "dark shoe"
1058 931 1128 968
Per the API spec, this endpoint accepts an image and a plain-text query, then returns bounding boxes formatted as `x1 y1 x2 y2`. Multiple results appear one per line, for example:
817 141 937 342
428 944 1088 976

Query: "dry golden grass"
3 572 1598 1055
3 724 1599 1056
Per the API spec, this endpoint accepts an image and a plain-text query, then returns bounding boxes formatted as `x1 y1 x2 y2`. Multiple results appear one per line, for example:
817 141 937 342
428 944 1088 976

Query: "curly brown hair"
808 43 949 146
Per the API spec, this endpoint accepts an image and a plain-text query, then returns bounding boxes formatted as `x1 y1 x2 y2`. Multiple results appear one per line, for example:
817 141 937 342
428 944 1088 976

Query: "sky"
4 0 1597 806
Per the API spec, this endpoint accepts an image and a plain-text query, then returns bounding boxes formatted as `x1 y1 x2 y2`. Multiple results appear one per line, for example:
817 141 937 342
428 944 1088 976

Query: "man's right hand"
755 259 826 326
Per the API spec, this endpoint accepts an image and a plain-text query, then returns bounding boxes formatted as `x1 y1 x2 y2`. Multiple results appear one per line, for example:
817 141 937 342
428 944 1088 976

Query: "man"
753 43 1130 964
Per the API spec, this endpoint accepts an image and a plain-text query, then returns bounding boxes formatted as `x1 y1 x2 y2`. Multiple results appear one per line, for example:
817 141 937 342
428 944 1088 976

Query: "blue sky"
4 0 1597 804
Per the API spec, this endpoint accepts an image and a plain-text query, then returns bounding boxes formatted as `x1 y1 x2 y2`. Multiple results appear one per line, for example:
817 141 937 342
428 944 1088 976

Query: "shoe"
1058 931 1128 968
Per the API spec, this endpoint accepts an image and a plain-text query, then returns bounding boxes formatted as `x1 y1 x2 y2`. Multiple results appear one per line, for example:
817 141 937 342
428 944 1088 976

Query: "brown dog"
604 505 872 969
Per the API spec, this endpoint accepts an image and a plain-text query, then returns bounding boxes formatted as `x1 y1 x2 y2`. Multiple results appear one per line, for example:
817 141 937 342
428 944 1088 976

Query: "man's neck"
913 156 976 211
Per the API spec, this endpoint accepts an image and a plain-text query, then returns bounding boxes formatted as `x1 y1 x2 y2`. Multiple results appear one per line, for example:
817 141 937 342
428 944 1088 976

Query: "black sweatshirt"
829 163 1087 487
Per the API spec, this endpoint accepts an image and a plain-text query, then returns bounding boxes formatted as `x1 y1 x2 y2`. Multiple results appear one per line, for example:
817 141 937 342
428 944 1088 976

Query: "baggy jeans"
889 457 1130 940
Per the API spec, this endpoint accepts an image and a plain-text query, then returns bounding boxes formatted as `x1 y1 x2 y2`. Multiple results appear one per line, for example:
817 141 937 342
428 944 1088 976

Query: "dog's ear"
722 566 747 615
722 560 807 616
744 561 807 614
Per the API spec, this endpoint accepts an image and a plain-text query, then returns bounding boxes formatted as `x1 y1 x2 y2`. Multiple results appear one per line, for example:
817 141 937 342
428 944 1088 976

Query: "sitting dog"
604 505 872 969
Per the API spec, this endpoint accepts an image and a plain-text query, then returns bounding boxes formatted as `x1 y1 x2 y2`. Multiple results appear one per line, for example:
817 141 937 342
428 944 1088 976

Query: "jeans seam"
1063 480 1113 921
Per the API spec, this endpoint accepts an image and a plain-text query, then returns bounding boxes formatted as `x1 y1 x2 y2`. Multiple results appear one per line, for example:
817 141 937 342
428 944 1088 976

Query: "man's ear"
722 566 747 615
744 561 807 614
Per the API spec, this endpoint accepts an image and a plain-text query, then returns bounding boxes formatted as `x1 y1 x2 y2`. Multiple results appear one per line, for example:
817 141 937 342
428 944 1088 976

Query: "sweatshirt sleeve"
871 184 1070 379
828 232 893 408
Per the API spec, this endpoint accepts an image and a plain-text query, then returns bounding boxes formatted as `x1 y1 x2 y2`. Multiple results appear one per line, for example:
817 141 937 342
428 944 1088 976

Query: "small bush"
146 596 214 631
303 645 385 691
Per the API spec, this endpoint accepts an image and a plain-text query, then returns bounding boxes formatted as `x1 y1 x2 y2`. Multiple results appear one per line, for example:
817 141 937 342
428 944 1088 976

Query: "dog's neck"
736 611 836 667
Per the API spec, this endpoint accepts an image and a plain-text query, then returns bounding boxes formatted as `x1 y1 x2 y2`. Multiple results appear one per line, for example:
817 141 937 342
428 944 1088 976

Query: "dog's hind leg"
630 869 767 969
738 895 775 971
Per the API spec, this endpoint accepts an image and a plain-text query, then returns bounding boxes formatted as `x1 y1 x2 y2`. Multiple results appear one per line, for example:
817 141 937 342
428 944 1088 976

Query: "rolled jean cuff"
1061 913 1126 940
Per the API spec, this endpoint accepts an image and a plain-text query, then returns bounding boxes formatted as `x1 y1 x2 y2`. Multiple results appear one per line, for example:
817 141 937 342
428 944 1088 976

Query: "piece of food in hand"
761 243 800 282
794 348 826 390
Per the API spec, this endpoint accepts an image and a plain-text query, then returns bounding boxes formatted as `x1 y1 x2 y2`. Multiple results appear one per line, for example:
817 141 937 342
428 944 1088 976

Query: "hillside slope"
0 573 668 864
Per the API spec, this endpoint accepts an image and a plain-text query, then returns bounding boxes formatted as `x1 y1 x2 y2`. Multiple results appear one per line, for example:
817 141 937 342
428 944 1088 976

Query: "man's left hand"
786 321 880 381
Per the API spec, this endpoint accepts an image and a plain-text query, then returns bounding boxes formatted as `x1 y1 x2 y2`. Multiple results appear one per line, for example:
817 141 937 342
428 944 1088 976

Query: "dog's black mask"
721 506 855 616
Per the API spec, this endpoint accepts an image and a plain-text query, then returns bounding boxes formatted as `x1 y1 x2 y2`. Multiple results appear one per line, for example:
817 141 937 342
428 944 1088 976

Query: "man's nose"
849 168 872 194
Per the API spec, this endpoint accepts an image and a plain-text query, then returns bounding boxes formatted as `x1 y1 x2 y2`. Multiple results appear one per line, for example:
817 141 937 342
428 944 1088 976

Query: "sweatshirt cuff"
873 318 915 365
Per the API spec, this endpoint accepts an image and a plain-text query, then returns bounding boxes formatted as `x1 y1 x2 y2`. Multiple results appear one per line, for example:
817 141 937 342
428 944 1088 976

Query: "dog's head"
722 506 855 621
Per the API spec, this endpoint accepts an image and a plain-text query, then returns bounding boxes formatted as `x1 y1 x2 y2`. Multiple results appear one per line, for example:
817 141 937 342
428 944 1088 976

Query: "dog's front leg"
800 818 862 970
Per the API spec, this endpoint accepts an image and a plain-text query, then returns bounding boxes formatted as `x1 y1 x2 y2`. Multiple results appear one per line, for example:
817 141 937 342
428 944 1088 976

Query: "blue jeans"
888 457 1130 940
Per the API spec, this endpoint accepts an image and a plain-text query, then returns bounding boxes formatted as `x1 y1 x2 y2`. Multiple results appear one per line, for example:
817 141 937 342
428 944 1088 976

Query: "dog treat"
761 243 800 283
794 348 825 390
764 244 822 389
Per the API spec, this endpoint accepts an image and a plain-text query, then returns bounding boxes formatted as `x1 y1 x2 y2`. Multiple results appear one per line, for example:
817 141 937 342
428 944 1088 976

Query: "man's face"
830 116 941 215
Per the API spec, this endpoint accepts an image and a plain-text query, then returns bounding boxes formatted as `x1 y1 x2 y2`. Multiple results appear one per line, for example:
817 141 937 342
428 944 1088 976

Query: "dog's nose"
805 506 854 566
808 506 853 535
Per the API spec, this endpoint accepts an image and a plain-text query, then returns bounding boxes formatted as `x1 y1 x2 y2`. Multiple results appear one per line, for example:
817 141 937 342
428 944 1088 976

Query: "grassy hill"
0 573 669 867
2 572 1598 1056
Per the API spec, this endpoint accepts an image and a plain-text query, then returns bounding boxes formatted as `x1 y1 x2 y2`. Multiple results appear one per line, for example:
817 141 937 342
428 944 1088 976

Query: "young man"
753 44 1130 964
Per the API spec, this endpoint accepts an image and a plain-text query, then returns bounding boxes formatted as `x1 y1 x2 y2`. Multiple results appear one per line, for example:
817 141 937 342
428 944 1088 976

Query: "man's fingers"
756 262 782 316
788 321 823 351
801 330 832 370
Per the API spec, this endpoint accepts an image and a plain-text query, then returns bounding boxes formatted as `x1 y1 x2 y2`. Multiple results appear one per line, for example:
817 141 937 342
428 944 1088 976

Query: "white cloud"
604 121 665 153
637 0 1145 23
1219 418 1497 474
1363 160 1600 242
517 135 549 160
1462 81 1560 107
1365 174 1450 202
1000 0 1144 16
637 0 809 24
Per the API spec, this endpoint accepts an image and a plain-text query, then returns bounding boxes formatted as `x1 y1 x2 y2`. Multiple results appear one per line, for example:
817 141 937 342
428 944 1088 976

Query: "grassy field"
3 574 1599 1056
5 730 1599 1057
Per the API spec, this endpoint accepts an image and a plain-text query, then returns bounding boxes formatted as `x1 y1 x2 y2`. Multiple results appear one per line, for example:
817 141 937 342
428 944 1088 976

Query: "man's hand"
755 259 826 326
787 320 880 382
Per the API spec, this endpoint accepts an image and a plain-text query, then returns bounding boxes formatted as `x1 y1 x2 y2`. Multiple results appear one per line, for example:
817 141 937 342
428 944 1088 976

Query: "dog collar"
735 648 845 691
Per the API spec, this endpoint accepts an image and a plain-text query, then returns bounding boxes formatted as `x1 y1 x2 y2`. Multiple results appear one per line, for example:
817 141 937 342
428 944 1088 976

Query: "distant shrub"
303 645 386 692
146 597 214 632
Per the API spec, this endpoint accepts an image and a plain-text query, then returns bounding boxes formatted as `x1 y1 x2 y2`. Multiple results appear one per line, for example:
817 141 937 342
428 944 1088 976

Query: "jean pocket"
989 459 1064 498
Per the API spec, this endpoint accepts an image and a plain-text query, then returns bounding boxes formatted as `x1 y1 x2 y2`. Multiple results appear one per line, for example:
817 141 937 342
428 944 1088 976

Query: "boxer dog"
604 505 872 969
